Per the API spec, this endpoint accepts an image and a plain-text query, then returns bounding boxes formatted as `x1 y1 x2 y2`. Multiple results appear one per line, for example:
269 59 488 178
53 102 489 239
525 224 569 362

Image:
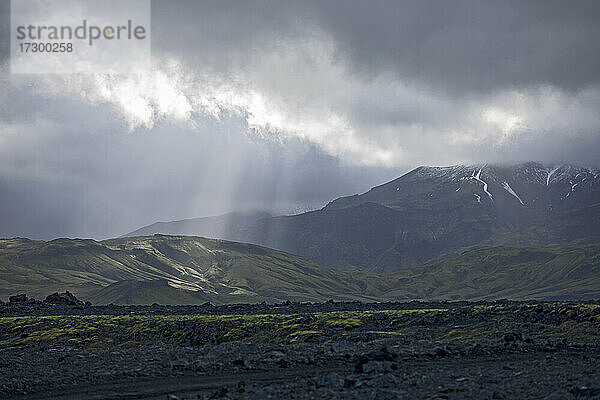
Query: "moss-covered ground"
1 302 598 350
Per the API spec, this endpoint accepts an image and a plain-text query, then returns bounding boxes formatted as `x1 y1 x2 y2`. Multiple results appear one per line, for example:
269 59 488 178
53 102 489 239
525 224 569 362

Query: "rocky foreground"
1 294 600 399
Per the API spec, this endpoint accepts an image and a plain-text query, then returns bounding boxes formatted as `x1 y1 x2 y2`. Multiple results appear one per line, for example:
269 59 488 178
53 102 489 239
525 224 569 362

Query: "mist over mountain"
123 211 272 239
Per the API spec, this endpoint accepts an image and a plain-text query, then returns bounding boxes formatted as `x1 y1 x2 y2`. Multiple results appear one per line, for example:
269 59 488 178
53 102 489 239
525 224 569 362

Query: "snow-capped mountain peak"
326 162 600 213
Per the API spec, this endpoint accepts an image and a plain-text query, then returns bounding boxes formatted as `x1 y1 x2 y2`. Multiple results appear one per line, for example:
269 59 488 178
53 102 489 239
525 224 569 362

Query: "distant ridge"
123 211 271 238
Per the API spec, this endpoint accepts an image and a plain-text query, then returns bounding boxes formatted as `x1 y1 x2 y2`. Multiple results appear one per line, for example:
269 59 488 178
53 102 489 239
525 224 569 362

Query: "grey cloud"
311 0 600 93
0 86 395 239
153 0 600 93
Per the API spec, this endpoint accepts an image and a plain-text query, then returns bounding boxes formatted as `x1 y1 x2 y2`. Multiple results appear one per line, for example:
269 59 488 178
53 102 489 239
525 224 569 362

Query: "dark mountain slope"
234 163 600 271
123 162 600 272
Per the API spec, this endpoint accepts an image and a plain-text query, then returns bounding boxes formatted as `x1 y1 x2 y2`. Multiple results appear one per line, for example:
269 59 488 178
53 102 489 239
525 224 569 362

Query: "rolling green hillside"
0 236 599 303
0 235 384 304
385 243 600 300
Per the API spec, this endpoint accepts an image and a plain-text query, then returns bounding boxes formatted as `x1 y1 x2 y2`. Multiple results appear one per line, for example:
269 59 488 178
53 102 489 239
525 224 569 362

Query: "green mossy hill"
0 236 383 304
2 236 600 303
389 243 600 300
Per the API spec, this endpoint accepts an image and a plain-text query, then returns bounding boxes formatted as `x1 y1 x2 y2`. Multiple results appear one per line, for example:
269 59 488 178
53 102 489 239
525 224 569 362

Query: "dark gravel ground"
1 295 599 399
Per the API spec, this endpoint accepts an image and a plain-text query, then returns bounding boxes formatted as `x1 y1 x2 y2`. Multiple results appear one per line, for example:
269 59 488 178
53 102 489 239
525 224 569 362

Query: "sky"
1 0 600 239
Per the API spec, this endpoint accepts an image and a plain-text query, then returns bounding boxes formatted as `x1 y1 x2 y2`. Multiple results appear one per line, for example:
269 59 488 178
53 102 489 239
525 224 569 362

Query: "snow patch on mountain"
471 167 493 201
502 181 524 206
547 166 561 186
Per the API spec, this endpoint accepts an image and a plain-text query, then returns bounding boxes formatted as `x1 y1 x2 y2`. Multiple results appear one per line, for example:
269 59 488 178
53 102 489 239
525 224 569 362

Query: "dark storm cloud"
152 0 600 93
145 0 600 165
309 0 600 93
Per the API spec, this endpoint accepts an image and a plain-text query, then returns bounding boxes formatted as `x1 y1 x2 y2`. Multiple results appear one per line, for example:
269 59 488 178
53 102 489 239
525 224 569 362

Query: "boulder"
570 386 600 397
355 347 397 373
503 332 523 343
315 372 344 388
44 291 84 306
9 294 28 303
362 360 395 374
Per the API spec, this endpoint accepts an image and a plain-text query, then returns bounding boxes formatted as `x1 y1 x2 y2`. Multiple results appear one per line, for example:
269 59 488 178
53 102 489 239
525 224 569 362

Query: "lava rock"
434 347 450 357
570 385 600 397
332 341 354 353
355 347 397 373
370 388 400 400
239 343 256 354
9 294 28 303
315 372 344 388
503 332 523 343
362 360 395 374
43 291 84 306
545 390 571 399
209 387 228 399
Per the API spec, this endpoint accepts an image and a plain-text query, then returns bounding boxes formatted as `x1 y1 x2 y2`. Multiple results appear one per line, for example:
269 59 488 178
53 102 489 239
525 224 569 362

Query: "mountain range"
2 161 598 304
125 162 600 273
